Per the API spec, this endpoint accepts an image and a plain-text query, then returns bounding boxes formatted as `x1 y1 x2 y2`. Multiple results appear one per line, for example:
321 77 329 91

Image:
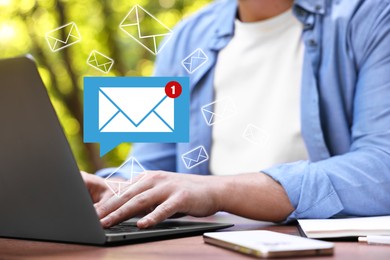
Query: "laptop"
0 56 233 245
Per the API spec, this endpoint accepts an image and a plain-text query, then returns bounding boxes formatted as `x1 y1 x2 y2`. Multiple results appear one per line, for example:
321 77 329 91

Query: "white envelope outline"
45 22 81 52
181 146 209 169
105 157 145 197
87 50 114 73
242 124 269 146
201 97 237 126
181 48 208 74
99 86 174 133
119 5 173 55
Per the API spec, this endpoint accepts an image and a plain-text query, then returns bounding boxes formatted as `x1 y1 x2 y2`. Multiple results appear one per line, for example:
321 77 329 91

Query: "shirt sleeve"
263 4 390 222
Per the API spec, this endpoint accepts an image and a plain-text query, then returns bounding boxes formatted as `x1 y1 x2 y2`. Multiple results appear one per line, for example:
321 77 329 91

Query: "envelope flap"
100 87 166 125
120 6 138 27
211 98 236 116
46 37 60 49
120 5 171 37
220 100 236 115
129 157 145 179
137 5 171 37
201 99 217 113
99 91 118 129
93 53 112 66
201 109 214 125
244 126 255 137
47 23 78 44
188 57 208 71
184 147 206 162
195 50 207 59
68 24 80 39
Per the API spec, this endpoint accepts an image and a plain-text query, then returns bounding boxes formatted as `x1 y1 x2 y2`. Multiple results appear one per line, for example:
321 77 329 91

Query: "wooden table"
0 213 389 259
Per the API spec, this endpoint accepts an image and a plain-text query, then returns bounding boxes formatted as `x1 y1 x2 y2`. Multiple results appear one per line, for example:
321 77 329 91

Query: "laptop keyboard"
104 222 179 234
105 223 140 234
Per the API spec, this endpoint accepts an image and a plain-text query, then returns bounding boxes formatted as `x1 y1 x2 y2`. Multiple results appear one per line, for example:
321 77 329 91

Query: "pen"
358 236 390 245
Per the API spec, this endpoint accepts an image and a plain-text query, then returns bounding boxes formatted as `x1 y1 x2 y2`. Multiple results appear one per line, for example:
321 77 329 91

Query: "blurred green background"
0 0 211 173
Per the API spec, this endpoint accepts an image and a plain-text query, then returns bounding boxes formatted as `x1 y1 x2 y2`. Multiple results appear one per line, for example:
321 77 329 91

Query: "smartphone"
203 230 334 258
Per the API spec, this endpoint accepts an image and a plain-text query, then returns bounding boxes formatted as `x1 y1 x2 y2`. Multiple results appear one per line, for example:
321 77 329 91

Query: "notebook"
298 216 390 239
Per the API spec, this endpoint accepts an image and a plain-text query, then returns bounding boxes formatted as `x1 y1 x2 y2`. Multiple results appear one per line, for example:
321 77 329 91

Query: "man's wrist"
207 175 232 213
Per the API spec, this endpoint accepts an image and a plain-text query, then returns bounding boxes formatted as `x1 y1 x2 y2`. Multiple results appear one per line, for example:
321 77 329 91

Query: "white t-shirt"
210 9 308 176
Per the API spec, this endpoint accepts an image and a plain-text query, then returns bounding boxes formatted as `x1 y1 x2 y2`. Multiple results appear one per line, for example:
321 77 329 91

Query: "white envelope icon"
201 97 237 126
181 146 209 169
119 5 172 55
181 48 208 74
87 50 114 73
242 124 269 146
105 157 145 197
45 22 81 52
99 86 174 133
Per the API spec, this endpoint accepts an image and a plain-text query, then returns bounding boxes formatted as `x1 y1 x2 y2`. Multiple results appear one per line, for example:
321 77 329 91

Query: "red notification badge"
165 81 182 98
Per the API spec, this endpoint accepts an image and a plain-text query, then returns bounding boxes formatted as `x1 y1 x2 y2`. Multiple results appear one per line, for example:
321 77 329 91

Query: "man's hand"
81 171 294 229
94 171 223 229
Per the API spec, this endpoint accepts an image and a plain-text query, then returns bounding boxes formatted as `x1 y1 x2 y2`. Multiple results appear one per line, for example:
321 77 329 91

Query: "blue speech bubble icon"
83 77 190 156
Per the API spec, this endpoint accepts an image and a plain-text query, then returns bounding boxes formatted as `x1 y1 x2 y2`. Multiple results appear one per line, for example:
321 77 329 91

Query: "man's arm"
263 3 390 221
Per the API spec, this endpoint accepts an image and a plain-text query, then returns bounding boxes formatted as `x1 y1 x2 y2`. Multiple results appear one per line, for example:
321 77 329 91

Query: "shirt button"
315 5 322 11
308 39 318 47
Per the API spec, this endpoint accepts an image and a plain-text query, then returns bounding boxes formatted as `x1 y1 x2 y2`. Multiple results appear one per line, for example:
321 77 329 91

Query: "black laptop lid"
0 56 106 244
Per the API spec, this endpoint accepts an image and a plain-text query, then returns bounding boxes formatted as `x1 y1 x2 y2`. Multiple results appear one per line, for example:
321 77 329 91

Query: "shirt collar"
213 0 325 39
214 0 237 38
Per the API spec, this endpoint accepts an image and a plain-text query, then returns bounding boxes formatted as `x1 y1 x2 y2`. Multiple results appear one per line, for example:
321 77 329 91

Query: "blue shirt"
97 0 390 221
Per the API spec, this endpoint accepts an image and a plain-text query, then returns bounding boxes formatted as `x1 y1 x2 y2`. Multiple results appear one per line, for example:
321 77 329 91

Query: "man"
82 0 390 229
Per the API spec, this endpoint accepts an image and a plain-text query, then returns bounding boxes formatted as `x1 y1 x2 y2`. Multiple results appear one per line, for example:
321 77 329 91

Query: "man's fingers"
137 196 182 229
93 173 146 208
94 171 184 228
100 189 164 228
94 191 114 207
94 174 152 219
